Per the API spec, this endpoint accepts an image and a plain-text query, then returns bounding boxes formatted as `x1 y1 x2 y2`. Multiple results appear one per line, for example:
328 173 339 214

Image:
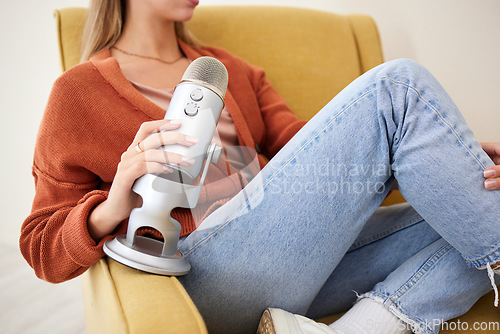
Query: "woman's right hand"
88 119 199 242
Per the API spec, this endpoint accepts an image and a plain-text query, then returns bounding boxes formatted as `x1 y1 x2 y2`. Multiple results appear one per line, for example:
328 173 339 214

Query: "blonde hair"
80 0 200 62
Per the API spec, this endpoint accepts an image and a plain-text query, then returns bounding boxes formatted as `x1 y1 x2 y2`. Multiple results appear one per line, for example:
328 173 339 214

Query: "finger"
129 119 183 149
121 161 174 183
484 166 500 190
120 140 198 172
121 149 194 173
484 165 500 178
140 131 199 151
115 155 175 188
143 149 196 167
144 162 175 175
484 177 500 190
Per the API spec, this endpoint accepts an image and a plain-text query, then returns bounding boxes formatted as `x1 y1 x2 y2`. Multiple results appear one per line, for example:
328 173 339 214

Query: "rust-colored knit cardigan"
20 41 306 283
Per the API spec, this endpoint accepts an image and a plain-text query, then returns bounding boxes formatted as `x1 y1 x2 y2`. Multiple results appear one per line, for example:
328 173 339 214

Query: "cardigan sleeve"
20 70 122 283
20 179 112 283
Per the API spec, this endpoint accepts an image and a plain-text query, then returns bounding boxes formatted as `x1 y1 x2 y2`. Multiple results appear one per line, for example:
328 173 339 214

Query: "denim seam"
348 217 424 251
184 89 378 256
379 76 488 171
463 244 500 268
384 243 453 332
390 243 453 300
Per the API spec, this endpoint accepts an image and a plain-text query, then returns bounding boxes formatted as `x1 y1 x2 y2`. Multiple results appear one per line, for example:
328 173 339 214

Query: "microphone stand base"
103 235 191 276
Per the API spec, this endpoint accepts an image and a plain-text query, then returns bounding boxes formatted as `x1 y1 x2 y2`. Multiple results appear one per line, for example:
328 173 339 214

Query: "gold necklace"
111 45 185 65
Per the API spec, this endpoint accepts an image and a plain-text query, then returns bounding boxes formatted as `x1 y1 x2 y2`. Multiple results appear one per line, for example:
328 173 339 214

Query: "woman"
20 0 500 333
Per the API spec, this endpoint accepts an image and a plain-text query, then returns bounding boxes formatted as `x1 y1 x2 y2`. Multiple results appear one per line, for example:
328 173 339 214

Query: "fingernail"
181 157 196 165
485 179 497 190
185 136 199 144
169 119 182 125
484 169 496 178
163 165 174 173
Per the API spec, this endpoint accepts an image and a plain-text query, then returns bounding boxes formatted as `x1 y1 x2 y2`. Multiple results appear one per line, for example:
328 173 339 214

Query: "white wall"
0 0 89 247
1 0 499 247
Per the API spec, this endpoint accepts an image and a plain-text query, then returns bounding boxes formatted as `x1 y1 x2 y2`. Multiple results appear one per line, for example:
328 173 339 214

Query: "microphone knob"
190 88 203 101
184 102 199 117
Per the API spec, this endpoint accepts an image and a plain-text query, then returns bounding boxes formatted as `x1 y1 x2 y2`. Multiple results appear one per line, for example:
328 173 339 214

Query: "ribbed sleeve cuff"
62 190 109 267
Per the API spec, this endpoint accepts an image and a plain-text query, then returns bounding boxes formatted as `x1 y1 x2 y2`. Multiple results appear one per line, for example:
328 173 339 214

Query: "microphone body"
161 81 224 184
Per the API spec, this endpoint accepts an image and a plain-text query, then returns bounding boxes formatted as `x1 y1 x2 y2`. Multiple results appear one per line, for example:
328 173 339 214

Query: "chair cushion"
82 258 208 334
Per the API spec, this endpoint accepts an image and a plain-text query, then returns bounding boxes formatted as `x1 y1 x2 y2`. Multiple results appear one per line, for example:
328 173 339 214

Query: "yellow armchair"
54 6 498 334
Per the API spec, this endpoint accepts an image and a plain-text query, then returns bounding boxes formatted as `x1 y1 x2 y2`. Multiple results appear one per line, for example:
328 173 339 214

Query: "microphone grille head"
182 56 229 98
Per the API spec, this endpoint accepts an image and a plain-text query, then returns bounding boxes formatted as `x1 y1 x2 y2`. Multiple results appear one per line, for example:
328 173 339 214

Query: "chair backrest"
54 6 383 120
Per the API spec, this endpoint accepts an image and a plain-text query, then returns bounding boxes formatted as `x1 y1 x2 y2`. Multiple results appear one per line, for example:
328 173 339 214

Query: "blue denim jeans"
177 59 500 334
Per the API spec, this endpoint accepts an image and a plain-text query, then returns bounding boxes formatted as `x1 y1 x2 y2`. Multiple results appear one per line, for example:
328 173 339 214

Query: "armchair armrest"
82 258 208 334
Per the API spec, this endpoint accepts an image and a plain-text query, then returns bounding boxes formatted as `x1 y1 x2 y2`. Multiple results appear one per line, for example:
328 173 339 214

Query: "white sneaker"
257 308 338 334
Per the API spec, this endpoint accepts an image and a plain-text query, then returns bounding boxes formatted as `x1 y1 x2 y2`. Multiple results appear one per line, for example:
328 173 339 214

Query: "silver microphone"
103 56 229 276
161 56 228 184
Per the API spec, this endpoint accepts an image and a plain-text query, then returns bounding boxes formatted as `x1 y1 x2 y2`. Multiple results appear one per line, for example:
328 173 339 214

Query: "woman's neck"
114 7 183 63
110 8 191 90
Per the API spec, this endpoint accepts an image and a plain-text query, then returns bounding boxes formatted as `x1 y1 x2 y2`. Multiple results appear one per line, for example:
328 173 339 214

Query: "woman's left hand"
481 142 500 190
